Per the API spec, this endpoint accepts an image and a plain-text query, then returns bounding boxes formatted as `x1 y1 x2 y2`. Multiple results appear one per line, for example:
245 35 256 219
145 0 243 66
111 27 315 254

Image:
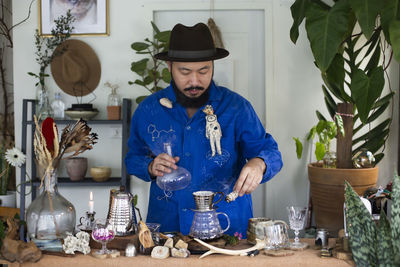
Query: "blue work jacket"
125 81 283 237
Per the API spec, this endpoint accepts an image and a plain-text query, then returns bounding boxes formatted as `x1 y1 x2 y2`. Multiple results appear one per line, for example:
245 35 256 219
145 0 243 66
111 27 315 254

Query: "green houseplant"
290 0 400 167
27 10 75 117
129 22 171 104
289 0 400 233
345 172 400 266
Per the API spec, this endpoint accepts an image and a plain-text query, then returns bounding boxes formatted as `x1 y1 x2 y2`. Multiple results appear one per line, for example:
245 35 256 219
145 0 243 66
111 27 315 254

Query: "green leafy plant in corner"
294 114 344 162
290 0 400 166
129 22 171 104
345 171 400 266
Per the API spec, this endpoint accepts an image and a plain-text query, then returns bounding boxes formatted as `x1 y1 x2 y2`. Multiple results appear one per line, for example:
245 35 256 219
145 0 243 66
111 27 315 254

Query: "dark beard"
172 80 210 108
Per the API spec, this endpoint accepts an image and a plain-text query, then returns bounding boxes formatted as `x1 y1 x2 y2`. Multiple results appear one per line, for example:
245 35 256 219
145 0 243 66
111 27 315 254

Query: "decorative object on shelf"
91 218 117 256
65 108 99 120
156 142 191 192
26 116 98 242
51 92 65 119
129 22 171 104
79 211 96 231
65 157 87 181
28 10 75 118
353 148 375 168
344 171 400 266
39 0 109 36
287 206 308 250
194 237 265 259
107 186 137 236
62 231 91 255
90 166 111 182
51 39 101 116
105 82 121 120
190 191 230 240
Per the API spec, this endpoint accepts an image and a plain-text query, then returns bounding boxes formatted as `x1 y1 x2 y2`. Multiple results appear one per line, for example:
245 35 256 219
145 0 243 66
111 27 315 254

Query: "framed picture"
39 0 109 36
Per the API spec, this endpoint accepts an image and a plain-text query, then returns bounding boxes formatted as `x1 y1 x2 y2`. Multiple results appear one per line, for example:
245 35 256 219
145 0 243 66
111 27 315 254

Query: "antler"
194 238 265 259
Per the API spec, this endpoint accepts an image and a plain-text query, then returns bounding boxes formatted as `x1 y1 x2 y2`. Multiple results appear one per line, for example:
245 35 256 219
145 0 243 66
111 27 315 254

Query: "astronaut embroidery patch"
202 105 222 157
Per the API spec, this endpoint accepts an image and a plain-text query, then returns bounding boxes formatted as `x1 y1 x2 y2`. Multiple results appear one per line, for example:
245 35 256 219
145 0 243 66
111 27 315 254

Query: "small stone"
159 98 173 108
151 246 169 259
171 247 190 258
175 239 188 250
164 238 174 249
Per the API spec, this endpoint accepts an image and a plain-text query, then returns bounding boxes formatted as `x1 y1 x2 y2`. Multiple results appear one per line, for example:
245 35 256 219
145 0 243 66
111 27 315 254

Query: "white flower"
5 148 26 167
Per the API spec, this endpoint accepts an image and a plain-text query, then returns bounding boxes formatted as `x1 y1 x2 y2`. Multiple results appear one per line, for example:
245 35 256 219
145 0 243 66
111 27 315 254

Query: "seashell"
171 247 190 258
151 246 170 259
159 98 173 108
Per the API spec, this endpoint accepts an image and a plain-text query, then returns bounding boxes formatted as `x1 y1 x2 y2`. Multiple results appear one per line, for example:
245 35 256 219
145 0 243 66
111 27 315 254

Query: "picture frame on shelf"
39 0 109 36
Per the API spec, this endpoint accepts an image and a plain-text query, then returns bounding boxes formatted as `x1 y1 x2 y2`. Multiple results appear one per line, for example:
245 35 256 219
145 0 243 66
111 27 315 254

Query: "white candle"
89 191 94 213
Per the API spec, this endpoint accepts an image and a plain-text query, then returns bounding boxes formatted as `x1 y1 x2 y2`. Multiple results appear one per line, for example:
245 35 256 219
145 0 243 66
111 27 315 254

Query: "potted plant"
290 0 400 233
27 10 75 117
344 172 400 266
129 22 171 104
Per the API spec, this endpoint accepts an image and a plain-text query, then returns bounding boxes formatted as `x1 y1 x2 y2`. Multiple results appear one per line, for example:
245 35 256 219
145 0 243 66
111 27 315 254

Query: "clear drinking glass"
286 206 308 249
91 218 116 255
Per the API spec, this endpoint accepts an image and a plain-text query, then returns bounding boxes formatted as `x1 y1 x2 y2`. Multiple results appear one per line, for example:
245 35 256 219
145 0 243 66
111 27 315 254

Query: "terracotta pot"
308 163 378 235
107 106 121 120
65 157 88 181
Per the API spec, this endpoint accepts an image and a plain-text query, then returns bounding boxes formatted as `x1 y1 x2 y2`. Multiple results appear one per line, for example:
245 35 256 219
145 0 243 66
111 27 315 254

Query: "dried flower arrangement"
33 116 98 182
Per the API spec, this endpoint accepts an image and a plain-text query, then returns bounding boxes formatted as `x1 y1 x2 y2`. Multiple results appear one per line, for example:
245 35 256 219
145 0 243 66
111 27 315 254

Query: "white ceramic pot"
0 191 16 207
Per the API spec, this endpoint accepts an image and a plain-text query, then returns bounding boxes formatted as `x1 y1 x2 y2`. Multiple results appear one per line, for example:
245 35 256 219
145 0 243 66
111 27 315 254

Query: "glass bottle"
107 86 122 120
26 169 76 241
36 85 54 118
323 151 337 168
156 143 191 191
51 92 65 119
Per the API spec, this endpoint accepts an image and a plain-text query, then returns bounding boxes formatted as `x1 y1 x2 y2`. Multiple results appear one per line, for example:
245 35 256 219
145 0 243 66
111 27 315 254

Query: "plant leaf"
289 0 311 43
162 68 171 83
305 0 350 71
351 67 384 124
348 0 381 39
377 209 394 265
131 42 150 51
345 181 377 266
151 21 160 34
381 0 400 43
315 141 325 161
131 59 149 75
293 137 303 159
389 19 400 63
155 31 171 43
335 114 345 137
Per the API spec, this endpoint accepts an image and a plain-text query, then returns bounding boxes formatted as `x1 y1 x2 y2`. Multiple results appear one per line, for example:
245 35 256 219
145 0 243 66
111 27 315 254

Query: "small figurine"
203 105 222 157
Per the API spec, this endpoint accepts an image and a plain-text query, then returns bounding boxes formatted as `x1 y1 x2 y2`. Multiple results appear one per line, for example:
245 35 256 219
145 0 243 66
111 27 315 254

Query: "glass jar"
51 92 65 119
107 87 121 120
36 85 54 118
323 151 337 168
26 169 76 241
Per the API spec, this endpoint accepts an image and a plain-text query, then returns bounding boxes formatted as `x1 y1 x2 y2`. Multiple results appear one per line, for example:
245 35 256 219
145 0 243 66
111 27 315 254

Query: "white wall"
12 0 399 226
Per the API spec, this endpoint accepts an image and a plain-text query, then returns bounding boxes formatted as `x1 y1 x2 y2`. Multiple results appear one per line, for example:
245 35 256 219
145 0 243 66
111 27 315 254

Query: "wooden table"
2 239 354 267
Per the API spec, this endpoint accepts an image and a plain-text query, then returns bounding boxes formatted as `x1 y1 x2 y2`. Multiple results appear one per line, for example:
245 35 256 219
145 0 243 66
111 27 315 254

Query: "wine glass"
91 218 116 255
286 206 308 249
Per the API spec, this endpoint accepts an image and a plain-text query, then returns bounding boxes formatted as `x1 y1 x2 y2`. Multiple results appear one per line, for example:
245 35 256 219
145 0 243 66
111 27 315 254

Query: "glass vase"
323 151 337 168
36 85 54 118
106 87 122 120
26 169 76 241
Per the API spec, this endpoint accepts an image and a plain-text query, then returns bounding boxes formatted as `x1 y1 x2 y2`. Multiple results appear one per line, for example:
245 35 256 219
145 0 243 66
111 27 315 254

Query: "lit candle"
89 191 94 213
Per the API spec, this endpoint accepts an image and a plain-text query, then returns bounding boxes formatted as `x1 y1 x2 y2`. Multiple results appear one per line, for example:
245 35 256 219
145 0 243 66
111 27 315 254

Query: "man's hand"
234 158 266 196
148 153 180 177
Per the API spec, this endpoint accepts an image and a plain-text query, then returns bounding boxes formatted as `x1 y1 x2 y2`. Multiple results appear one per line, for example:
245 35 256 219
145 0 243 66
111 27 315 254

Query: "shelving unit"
19 98 132 240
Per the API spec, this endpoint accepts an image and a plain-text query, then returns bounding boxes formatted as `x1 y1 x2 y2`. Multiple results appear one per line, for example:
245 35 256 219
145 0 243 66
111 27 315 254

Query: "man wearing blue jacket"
125 23 282 237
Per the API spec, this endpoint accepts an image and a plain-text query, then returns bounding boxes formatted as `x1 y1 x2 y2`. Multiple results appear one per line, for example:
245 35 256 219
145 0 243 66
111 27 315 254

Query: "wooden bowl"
90 166 111 182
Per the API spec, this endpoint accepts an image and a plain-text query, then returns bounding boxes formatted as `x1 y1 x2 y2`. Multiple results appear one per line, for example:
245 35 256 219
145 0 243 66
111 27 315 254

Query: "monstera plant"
290 0 400 167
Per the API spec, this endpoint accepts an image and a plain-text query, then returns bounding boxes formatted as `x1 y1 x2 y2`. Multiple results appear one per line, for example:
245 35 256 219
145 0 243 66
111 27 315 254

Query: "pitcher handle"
212 192 224 208
217 212 230 233
79 216 85 225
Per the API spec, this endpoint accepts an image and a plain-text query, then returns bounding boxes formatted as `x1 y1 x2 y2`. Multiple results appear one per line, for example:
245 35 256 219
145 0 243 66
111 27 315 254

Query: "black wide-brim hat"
155 23 229 62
